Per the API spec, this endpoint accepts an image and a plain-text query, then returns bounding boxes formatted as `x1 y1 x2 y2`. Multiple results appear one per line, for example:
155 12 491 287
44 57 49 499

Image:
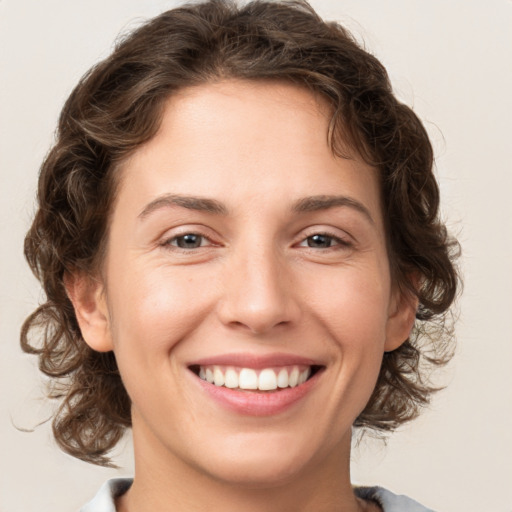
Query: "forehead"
114 80 382 226
125 80 334 176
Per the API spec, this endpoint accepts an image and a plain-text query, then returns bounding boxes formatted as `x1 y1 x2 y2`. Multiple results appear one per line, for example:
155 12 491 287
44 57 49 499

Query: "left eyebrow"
138 193 229 219
292 195 375 225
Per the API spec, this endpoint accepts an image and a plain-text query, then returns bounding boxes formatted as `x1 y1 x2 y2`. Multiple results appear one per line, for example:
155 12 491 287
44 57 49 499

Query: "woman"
21 1 459 510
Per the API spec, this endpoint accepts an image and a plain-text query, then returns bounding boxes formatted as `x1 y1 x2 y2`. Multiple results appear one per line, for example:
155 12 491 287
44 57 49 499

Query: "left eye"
300 233 344 249
168 233 209 249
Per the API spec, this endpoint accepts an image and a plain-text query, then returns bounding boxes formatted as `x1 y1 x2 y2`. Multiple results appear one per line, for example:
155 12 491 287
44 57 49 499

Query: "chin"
192 434 323 489
207 457 308 489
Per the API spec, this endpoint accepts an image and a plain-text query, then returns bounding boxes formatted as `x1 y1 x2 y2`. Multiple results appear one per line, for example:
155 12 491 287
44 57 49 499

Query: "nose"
216 245 300 335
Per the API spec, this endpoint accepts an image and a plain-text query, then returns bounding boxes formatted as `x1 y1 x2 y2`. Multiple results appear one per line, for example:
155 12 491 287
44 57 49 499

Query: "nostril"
215 276 301 335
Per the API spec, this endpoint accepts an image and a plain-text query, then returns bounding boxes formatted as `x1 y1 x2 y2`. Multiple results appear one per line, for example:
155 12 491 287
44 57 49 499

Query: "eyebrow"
138 193 374 224
292 195 375 224
138 194 229 219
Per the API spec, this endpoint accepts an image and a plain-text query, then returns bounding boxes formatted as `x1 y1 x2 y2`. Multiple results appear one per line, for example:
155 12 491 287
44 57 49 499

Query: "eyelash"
297 232 352 250
161 231 352 252
163 232 213 250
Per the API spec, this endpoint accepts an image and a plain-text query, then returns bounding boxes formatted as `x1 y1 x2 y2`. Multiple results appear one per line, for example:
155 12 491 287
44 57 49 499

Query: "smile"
192 365 317 391
187 354 325 415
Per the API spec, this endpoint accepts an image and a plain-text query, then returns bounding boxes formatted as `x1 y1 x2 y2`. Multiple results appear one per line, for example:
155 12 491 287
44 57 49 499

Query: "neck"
117 417 373 512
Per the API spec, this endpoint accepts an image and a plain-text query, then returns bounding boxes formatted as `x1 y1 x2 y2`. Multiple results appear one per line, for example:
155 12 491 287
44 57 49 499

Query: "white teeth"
258 369 277 391
298 367 311 385
224 368 239 388
197 365 314 391
239 368 258 390
289 367 299 387
213 367 224 386
277 368 289 388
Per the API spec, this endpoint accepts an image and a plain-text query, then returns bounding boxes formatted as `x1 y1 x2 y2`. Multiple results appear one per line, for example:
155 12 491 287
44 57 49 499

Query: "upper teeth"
198 365 311 391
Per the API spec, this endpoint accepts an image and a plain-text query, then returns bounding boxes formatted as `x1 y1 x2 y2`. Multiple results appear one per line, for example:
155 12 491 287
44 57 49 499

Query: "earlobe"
63 271 114 353
384 287 418 352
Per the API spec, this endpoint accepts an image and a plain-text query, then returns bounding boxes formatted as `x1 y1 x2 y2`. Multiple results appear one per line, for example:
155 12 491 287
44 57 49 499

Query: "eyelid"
295 226 355 247
168 233 211 248
297 235 351 251
159 225 221 250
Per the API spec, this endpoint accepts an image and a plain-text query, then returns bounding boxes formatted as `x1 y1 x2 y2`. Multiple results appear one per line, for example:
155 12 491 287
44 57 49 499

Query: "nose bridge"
218 235 298 334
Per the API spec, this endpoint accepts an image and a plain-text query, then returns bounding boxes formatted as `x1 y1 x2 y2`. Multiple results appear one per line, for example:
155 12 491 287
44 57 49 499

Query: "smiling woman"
20 1 459 511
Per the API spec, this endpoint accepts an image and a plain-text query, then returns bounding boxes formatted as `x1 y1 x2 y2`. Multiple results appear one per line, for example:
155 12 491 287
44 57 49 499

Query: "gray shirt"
80 478 435 512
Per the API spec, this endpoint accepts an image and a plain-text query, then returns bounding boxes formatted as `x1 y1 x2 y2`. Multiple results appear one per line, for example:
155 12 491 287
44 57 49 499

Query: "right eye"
165 233 211 249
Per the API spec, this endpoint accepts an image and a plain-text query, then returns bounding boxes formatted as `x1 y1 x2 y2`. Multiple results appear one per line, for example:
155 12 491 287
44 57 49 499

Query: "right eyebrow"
138 194 229 219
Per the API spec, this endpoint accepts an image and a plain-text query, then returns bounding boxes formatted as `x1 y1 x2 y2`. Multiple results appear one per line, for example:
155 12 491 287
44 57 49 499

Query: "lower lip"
193 370 322 416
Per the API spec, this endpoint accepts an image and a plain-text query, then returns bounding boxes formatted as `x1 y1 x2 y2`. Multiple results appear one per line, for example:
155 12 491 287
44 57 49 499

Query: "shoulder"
79 478 133 512
354 486 436 512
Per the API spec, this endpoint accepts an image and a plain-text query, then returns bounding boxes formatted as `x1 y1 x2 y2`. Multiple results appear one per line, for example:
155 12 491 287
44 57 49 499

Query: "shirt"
80 478 436 511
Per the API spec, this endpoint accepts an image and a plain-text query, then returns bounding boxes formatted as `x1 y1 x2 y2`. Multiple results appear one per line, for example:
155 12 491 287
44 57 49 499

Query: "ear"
384 285 418 352
64 271 113 352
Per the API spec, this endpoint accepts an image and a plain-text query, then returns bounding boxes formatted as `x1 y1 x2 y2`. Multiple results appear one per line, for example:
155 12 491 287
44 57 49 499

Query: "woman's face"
81 80 413 485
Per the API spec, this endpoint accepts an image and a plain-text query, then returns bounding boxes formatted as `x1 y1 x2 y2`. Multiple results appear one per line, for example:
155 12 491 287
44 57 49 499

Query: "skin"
67 80 416 512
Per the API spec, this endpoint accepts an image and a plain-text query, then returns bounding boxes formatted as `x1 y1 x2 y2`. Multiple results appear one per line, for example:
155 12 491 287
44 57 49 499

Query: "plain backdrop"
1 0 511 511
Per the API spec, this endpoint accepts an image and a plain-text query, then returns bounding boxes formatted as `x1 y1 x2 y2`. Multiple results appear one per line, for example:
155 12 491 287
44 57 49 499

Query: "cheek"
107 261 215 357
306 265 391 341
304 265 390 396
104 264 216 418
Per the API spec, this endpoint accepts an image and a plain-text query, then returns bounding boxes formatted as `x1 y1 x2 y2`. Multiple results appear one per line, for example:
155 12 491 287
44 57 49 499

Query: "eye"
167 233 210 249
305 234 336 248
298 232 350 249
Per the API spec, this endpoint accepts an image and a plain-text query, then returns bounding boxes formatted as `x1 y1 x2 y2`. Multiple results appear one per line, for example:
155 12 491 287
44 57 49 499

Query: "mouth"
189 364 323 392
187 354 325 415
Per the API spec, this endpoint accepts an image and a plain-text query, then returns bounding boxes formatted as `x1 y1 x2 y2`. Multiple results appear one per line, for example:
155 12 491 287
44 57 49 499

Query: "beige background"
1 0 511 510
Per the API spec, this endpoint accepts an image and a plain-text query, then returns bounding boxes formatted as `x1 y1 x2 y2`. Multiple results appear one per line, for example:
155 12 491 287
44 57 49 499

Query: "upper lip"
188 352 323 369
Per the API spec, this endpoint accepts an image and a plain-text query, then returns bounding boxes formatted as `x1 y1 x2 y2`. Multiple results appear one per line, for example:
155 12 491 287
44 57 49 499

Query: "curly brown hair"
21 0 459 466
